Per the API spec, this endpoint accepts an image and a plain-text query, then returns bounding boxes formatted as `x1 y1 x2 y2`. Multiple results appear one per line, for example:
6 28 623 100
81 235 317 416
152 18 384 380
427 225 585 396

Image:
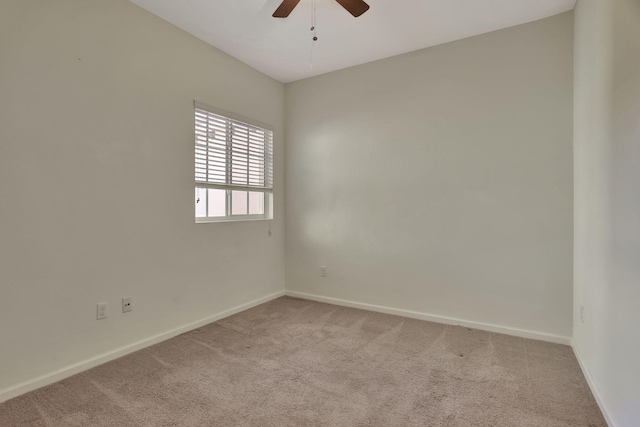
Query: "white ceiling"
129 0 576 83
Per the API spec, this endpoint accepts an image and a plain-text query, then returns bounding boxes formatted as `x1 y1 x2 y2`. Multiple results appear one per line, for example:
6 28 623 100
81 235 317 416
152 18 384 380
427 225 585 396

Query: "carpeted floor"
0 297 606 426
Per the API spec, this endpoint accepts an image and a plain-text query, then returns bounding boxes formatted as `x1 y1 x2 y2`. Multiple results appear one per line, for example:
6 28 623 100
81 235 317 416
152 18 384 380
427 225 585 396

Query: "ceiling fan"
273 0 370 18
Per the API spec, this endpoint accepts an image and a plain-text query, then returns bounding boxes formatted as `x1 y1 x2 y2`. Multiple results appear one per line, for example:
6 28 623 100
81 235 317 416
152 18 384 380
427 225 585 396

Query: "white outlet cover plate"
97 302 108 320
122 297 132 313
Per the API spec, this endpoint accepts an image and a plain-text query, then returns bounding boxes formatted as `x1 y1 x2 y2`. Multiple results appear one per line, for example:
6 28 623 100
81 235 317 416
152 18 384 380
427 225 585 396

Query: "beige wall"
0 0 285 396
285 12 574 339
574 0 640 425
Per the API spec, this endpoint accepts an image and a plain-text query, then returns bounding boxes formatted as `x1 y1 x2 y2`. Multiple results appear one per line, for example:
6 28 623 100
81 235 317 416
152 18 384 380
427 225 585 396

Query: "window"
194 102 273 222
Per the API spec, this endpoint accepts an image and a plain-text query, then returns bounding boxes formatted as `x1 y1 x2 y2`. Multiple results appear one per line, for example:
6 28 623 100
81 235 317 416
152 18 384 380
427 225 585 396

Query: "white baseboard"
572 341 616 427
285 291 572 345
0 290 286 404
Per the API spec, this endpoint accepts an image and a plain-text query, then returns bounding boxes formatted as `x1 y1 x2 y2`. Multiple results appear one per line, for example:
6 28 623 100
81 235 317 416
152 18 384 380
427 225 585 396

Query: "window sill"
195 216 272 224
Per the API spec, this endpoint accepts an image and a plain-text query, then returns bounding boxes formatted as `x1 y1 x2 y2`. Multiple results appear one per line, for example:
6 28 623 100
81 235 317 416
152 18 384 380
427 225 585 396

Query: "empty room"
1 0 639 425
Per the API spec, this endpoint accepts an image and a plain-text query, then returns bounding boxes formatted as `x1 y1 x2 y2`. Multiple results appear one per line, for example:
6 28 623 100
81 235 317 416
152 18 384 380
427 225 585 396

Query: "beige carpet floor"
0 297 606 426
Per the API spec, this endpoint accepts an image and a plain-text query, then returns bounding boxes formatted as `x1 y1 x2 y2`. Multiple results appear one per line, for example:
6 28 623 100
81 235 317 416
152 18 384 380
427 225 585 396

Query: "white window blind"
194 102 273 222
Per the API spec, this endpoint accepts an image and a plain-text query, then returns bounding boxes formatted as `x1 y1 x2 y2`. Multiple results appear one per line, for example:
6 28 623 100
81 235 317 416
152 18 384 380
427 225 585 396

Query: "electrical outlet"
580 306 585 323
122 297 132 313
321 266 327 277
97 302 108 320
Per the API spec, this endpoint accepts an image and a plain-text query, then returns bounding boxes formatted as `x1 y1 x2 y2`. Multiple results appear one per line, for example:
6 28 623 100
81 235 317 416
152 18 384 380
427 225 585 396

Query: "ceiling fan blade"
335 0 370 17
273 0 302 18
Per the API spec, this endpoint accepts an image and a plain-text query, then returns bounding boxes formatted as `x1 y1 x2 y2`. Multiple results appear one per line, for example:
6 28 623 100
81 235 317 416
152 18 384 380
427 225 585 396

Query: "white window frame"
194 101 273 223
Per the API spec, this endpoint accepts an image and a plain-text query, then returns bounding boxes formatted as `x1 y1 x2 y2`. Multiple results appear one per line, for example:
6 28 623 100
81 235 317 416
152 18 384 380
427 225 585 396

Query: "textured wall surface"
285 13 574 338
573 0 640 425
0 0 285 395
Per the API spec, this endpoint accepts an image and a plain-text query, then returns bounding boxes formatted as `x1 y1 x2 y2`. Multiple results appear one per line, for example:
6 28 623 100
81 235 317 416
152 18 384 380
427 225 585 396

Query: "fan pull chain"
311 0 317 42
309 0 317 70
